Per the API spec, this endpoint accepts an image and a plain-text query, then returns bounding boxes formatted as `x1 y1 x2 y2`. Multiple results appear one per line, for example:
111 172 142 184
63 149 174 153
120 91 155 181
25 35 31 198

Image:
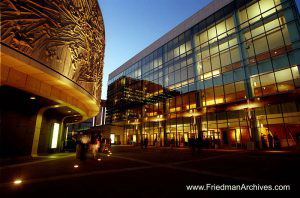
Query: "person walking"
261 134 267 149
140 138 144 150
268 133 273 149
274 134 281 149
171 138 175 149
191 137 196 152
75 140 82 159
144 137 148 149
197 136 203 153
80 141 87 161
154 138 157 146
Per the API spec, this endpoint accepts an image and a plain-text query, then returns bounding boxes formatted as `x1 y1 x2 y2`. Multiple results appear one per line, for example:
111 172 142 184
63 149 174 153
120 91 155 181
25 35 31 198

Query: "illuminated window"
110 134 115 144
51 123 60 149
133 135 136 143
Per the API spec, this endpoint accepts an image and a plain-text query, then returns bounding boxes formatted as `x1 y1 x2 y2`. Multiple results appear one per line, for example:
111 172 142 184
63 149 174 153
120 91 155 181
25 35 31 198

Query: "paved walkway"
0 146 298 197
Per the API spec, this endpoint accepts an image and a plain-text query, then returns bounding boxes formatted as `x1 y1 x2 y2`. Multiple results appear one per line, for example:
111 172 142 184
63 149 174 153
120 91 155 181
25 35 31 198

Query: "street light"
13 179 22 185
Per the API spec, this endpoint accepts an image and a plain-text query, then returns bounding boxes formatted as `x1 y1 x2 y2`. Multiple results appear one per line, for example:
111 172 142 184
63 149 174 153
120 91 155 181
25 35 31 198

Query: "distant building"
67 100 106 137
106 0 300 149
95 100 107 126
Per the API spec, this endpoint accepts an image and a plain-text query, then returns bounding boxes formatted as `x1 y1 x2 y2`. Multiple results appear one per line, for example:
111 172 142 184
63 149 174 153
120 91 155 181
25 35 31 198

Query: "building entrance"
199 130 220 148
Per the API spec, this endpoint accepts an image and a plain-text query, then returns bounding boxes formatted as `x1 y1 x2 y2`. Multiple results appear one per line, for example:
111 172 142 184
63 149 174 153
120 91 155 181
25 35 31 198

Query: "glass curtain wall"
107 0 300 149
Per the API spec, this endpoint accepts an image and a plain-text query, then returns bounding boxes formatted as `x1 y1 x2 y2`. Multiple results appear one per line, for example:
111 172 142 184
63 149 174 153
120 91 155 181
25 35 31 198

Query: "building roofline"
108 0 234 80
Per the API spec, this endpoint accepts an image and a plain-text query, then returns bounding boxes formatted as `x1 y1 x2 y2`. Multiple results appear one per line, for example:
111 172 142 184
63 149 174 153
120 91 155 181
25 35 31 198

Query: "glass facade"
107 0 300 149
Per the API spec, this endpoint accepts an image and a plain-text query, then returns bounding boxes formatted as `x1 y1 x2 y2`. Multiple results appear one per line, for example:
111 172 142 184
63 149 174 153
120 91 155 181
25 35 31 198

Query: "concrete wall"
38 109 64 154
0 86 69 157
0 87 39 157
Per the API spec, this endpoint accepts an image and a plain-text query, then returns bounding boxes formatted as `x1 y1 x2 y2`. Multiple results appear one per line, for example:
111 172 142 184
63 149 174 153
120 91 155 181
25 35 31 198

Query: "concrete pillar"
31 105 63 157
139 124 143 146
163 99 167 146
248 110 260 150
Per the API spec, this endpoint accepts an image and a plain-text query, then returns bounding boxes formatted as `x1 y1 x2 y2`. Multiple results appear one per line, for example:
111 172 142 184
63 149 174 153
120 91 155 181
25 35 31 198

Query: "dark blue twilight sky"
99 0 300 100
99 0 212 99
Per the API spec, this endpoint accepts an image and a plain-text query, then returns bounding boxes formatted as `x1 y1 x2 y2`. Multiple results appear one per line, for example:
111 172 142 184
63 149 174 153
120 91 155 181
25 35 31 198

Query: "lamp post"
155 115 164 147
244 99 259 150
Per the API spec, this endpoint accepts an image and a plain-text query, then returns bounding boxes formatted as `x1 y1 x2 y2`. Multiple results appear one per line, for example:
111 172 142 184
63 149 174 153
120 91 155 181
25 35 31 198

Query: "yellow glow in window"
51 123 60 149
110 134 115 144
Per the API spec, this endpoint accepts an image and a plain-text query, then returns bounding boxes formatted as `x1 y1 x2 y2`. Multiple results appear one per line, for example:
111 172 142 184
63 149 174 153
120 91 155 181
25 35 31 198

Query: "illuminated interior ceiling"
0 0 105 121
1 85 83 123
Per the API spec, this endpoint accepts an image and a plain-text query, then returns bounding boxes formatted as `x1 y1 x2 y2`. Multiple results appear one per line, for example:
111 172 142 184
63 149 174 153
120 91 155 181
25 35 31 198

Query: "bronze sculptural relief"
0 0 105 100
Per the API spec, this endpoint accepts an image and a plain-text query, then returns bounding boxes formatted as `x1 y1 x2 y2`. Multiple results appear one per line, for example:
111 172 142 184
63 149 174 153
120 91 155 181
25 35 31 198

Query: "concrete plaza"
0 146 299 197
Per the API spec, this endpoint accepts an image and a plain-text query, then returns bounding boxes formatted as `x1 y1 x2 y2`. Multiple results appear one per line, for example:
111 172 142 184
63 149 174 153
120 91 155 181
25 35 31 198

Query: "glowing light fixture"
14 179 22 185
74 164 79 168
110 134 115 144
30 96 36 100
65 127 69 139
51 123 60 149
107 154 110 157
97 158 101 161
68 110 71 113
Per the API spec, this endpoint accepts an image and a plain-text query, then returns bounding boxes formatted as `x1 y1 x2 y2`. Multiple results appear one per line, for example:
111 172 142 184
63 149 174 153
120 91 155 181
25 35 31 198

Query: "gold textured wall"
1 0 105 100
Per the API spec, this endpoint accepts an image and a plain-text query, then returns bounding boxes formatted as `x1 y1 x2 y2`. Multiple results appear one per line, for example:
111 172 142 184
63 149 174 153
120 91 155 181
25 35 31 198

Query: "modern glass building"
107 0 300 149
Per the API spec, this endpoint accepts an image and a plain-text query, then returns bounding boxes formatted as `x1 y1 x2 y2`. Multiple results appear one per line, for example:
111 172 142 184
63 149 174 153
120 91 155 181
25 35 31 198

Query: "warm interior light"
235 128 241 143
110 134 115 144
74 164 79 168
65 127 69 139
68 110 71 113
184 134 188 142
51 123 60 149
107 154 110 157
14 179 22 185
98 158 101 161
30 96 36 100
204 98 224 106
200 69 220 80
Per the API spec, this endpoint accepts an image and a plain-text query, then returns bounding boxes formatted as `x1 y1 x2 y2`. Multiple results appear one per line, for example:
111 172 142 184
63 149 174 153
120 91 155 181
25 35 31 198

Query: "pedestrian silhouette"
144 138 148 149
197 136 203 153
261 134 267 149
268 133 273 149
191 137 196 152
